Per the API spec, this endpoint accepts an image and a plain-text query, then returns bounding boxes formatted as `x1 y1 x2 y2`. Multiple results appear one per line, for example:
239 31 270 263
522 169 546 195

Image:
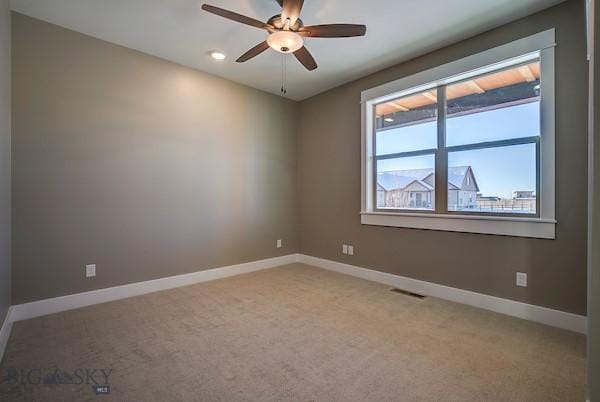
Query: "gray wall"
10 3 590 317
589 0 600 398
11 13 299 304
0 0 10 323
298 0 588 315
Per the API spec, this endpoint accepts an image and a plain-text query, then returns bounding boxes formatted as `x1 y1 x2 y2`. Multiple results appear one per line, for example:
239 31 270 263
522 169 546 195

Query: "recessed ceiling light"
210 51 226 61
384 117 394 123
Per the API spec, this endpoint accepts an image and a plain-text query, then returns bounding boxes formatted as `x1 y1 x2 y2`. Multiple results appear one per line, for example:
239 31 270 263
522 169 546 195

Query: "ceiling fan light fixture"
202 2 366 71
267 31 304 54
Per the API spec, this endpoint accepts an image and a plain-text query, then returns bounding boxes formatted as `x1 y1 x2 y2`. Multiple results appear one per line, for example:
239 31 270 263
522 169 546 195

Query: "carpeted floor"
0 264 586 401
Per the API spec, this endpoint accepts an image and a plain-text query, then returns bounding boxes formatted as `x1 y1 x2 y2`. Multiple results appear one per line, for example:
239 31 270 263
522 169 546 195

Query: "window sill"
360 211 556 239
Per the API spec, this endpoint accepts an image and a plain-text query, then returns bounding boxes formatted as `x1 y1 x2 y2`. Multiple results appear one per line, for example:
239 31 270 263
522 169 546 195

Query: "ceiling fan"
201 0 367 71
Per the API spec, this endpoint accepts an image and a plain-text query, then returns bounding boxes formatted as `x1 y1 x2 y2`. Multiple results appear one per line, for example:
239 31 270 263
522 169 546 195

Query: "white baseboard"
2 251 586 360
0 307 14 364
10 254 301 323
298 254 587 334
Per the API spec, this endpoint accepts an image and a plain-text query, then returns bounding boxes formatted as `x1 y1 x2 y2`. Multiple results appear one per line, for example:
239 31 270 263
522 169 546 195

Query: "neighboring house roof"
377 166 479 192
377 175 432 192
447 166 469 189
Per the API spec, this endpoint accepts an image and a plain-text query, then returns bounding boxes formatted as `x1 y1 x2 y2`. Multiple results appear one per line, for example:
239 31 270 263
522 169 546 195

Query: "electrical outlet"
348 245 354 256
86 264 96 278
516 272 527 287
277 239 282 249
342 244 348 254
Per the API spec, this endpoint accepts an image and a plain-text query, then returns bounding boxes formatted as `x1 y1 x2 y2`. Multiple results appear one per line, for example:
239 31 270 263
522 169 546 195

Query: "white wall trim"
0 251 585 364
361 212 556 239
10 254 301 323
0 307 14 364
298 254 587 334
361 29 556 103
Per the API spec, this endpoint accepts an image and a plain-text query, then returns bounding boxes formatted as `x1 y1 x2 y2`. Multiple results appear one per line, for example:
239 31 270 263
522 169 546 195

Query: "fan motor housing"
267 14 303 31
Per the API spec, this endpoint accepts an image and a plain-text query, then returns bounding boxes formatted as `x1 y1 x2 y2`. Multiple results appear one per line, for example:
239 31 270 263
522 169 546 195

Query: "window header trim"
361 29 555 104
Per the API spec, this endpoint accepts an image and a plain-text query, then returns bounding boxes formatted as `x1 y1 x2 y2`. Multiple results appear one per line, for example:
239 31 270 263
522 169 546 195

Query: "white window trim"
361 29 556 239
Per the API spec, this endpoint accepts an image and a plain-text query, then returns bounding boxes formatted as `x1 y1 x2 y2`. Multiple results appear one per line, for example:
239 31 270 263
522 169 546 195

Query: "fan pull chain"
280 54 287 96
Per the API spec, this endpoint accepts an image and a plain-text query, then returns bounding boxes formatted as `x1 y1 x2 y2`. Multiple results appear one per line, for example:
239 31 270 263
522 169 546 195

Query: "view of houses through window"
374 60 540 215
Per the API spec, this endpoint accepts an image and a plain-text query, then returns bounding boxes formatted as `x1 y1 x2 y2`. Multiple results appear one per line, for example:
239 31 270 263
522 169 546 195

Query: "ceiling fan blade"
202 4 271 30
236 41 270 63
294 46 317 71
299 24 367 38
281 0 304 26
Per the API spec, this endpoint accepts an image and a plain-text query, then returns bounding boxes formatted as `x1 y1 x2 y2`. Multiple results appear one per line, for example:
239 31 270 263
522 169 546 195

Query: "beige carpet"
0 264 586 401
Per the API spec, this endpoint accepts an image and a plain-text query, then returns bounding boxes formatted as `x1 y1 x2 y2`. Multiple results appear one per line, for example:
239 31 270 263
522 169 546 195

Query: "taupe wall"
0 0 10 323
11 13 299 304
589 0 600 398
10 3 590 317
298 0 588 315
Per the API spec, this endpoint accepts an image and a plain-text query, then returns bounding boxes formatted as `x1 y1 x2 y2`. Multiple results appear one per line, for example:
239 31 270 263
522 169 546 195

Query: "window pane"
376 154 435 210
447 143 536 214
375 90 437 155
446 61 540 147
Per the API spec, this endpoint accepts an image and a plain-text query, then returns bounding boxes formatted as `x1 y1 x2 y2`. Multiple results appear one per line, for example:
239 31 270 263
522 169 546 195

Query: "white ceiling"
10 0 565 101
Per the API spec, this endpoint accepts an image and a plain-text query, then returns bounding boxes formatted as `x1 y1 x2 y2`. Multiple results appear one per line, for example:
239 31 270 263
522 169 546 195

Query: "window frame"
361 30 556 239
372 87 440 214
